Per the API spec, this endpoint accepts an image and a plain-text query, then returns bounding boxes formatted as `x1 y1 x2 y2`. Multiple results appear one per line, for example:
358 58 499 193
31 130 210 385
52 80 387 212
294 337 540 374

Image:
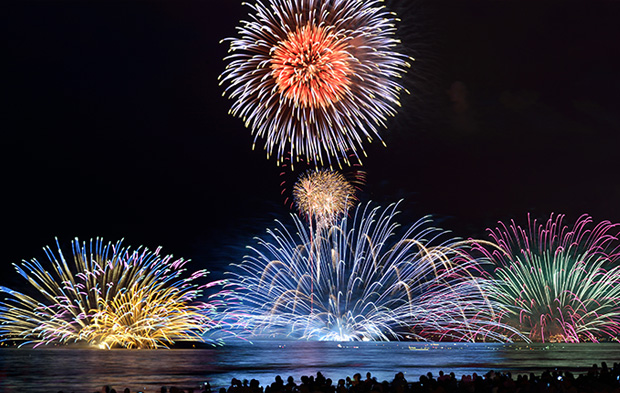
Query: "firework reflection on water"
1 342 620 392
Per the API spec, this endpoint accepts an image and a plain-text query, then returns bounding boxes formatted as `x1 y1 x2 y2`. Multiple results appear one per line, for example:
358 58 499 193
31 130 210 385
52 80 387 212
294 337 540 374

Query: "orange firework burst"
271 24 350 109
220 0 411 167
293 169 358 228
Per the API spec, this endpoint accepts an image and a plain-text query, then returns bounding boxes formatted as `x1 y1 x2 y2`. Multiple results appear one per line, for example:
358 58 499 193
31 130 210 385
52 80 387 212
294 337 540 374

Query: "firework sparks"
226 202 517 342
0 238 232 349
293 169 360 229
220 0 411 167
474 214 620 343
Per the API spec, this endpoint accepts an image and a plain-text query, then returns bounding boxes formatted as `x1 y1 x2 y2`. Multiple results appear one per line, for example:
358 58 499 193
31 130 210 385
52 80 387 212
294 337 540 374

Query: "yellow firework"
82 286 211 349
0 238 228 349
293 169 357 228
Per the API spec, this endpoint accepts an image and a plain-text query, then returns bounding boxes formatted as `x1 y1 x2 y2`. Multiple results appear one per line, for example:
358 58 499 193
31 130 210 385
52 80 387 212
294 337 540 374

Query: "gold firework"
81 285 212 349
0 238 227 349
293 169 357 228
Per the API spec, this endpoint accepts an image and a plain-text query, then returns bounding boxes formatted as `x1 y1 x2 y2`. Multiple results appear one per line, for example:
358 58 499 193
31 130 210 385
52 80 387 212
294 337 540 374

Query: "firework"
0 238 231 349
474 214 620 343
293 168 361 229
227 202 516 342
220 0 411 167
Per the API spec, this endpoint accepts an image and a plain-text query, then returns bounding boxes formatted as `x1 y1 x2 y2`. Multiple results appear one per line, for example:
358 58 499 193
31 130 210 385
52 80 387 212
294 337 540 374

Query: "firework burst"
474 214 620 343
293 168 362 229
220 0 411 167
227 202 516 342
0 238 231 348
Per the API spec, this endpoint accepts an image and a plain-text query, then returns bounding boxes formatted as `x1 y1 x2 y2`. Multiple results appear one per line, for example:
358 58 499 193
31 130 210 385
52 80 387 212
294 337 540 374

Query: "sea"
1 341 619 393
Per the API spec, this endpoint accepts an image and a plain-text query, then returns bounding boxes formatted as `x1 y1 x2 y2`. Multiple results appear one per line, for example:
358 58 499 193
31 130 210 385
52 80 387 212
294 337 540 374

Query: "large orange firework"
271 24 351 109
220 0 411 167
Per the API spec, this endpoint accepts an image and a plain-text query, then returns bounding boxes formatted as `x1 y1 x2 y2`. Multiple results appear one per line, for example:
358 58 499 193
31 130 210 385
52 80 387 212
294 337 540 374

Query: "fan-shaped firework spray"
0 238 233 348
227 202 518 342
474 214 620 342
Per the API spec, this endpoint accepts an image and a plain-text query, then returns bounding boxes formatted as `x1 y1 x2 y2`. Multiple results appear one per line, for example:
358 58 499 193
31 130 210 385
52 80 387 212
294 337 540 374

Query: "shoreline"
85 363 620 393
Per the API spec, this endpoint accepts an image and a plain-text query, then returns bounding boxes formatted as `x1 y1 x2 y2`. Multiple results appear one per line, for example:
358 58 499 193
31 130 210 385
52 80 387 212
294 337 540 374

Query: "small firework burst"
474 214 620 343
0 238 232 348
226 202 517 342
220 0 411 167
292 168 361 228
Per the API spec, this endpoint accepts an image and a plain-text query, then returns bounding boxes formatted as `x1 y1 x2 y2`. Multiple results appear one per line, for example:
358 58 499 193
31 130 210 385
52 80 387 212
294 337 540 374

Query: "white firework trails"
227 202 519 342
220 0 411 167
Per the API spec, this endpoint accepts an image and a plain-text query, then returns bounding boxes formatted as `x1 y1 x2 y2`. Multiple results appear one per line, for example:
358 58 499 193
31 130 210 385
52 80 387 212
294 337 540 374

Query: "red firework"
271 24 351 109
220 0 411 167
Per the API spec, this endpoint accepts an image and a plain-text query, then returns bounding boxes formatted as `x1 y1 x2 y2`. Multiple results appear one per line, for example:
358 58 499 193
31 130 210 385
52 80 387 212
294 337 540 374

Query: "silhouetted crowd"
66 362 620 393
222 363 620 393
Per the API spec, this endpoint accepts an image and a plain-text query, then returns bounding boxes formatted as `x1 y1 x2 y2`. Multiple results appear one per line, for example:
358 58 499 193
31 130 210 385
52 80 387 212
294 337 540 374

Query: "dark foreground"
76 362 620 393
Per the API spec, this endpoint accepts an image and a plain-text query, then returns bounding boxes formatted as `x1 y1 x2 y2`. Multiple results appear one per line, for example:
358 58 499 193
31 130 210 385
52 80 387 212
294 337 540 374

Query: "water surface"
1 341 618 393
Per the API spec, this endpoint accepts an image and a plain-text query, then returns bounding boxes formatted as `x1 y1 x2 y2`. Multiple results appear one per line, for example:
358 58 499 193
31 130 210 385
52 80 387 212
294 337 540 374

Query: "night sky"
2 0 619 284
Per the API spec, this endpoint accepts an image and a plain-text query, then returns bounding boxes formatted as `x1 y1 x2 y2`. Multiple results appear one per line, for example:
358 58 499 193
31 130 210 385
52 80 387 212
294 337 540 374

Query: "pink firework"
474 214 620 343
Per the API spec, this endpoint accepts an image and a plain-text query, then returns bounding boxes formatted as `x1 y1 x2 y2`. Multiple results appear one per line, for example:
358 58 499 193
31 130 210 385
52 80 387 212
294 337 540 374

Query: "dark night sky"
2 0 619 284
